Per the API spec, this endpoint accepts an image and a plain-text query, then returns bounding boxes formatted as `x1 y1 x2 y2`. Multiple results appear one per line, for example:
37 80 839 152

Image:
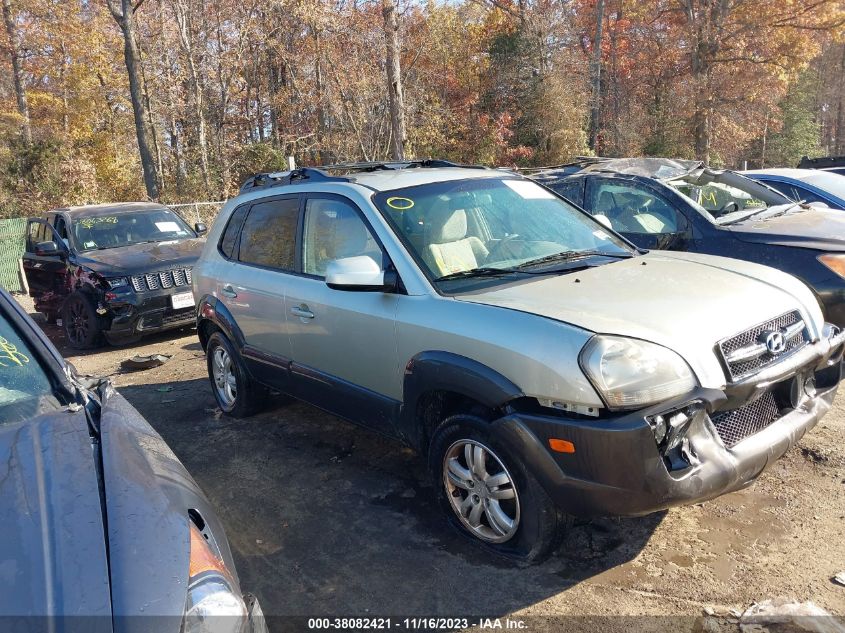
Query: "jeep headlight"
580 336 696 410
183 522 247 633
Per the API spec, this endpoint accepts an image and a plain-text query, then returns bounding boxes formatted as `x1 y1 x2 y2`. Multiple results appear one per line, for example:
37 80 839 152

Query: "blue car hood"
0 408 113 625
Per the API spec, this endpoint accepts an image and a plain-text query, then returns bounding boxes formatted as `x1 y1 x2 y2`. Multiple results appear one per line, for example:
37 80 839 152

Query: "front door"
284 194 400 435
584 178 692 251
22 219 70 314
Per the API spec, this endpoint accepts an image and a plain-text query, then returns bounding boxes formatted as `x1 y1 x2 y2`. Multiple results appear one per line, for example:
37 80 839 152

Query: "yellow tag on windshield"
0 337 29 367
386 197 415 210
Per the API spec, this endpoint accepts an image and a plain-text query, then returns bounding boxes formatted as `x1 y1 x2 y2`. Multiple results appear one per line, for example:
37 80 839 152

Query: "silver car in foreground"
193 161 844 562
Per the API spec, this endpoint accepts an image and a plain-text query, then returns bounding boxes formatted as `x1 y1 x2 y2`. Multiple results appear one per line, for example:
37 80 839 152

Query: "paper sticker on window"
155 221 181 232
593 230 610 240
386 197 415 210
503 180 556 199
84 241 97 249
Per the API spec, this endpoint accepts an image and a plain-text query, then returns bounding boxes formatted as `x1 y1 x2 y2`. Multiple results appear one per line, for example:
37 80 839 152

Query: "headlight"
183 522 247 633
579 335 696 410
818 254 845 279
106 277 129 289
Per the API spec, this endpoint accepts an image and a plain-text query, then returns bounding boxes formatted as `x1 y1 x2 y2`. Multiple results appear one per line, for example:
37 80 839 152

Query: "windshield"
372 177 634 287
0 311 62 424
667 171 794 222
72 208 195 251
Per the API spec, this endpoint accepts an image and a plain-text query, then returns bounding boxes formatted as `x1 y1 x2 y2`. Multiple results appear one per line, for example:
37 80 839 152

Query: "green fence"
0 218 26 293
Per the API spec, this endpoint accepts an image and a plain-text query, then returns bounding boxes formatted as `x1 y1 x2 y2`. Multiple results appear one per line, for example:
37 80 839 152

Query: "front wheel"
206 332 266 417
62 293 102 349
429 415 569 563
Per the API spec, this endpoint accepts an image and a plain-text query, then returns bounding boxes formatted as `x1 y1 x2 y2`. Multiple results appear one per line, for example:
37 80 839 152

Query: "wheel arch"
196 294 245 352
399 351 524 451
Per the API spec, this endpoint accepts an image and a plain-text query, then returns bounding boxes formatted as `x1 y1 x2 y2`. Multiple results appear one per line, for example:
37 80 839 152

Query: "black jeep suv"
22 202 207 348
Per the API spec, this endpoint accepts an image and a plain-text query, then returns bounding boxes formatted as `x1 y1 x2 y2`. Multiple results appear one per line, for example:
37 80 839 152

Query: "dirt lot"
13 294 845 630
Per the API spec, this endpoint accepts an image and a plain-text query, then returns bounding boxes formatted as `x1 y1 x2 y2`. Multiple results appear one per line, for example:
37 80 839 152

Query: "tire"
62 292 102 349
428 414 569 563
206 332 267 418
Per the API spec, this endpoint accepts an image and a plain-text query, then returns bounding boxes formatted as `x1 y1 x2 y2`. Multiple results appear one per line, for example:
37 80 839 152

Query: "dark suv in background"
23 202 207 348
532 158 845 328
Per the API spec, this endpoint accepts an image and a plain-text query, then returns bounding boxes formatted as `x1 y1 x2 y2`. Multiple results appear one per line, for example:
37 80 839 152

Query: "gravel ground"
13 293 845 631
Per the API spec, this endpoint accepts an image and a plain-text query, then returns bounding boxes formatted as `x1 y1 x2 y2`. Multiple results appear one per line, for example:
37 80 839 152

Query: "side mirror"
325 256 396 292
194 222 208 236
34 240 61 257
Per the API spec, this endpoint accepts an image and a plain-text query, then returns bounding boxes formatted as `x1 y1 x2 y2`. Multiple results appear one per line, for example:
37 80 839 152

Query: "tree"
383 0 406 160
2 0 31 144
105 0 159 200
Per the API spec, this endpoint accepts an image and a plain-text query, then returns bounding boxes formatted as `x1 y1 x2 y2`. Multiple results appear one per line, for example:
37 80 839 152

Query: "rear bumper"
103 286 195 341
494 328 845 518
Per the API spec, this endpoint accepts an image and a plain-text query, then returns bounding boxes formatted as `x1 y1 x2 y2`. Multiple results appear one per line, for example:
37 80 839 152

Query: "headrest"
427 196 468 243
596 191 616 213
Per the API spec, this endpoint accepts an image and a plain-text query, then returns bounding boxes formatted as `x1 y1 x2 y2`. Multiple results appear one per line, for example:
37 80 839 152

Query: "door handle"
290 305 315 319
221 285 238 298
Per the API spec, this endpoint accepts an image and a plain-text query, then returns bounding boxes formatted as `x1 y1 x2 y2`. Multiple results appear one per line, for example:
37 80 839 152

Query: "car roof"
742 168 812 181
350 166 511 191
531 157 704 181
50 202 171 218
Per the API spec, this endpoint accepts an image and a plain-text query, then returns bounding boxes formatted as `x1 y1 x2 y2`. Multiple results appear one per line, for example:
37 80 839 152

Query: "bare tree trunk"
836 44 845 155
59 40 69 137
382 0 406 160
106 0 160 200
2 0 31 144
588 0 605 152
313 25 330 163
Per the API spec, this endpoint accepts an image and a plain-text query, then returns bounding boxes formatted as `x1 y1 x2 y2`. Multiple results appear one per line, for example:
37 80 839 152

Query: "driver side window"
587 180 687 235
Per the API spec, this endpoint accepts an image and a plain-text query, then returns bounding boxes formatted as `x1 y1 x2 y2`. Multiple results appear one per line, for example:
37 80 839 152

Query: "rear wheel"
206 332 266 417
62 293 101 349
429 414 569 563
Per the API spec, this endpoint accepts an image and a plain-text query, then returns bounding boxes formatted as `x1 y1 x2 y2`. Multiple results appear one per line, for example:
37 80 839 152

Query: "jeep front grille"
131 267 193 293
710 391 781 448
717 310 809 381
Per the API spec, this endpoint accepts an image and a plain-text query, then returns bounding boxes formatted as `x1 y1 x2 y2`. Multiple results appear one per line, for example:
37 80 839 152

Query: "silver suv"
193 161 845 561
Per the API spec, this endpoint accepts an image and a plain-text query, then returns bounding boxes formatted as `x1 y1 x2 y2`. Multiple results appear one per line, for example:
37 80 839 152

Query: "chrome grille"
718 310 808 381
131 267 193 292
710 391 781 448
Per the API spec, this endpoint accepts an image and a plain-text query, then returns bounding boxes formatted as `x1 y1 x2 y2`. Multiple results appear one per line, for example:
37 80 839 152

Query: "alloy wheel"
66 298 90 346
211 346 237 407
442 439 520 543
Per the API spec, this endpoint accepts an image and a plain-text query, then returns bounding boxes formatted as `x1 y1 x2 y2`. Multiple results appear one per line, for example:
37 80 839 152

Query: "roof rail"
239 167 351 193
798 155 845 169
320 159 488 173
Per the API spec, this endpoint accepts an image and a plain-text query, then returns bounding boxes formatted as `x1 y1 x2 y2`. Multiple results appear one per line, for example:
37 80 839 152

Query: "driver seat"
423 199 489 276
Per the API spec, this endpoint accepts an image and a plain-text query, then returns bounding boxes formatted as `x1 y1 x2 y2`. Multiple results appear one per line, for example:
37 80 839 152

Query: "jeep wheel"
206 332 266 417
429 415 568 563
62 293 101 349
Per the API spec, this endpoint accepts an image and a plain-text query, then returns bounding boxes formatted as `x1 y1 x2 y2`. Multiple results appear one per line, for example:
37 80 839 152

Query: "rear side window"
237 198 299 270
219 205 249 259
763 180 827 205
549 179 584 206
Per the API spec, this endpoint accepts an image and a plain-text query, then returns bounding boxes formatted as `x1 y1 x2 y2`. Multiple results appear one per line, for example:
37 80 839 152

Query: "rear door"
22 219 69 306
283 194 400 435
216 195 301 391
583 178 692 250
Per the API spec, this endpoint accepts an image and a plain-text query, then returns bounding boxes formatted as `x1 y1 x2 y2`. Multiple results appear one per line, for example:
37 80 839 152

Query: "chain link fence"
168 201 228 228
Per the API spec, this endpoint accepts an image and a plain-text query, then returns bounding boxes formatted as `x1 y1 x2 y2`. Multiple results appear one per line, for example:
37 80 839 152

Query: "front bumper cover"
493 326 845 518
102 285 195 341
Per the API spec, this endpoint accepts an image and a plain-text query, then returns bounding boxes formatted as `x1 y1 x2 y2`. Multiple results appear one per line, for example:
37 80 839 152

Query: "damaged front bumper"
100 284 195 342
493 325 845 518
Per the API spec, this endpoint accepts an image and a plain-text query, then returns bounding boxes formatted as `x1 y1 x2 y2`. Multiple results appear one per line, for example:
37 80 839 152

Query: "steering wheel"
718 201 739 215
485 233 521 264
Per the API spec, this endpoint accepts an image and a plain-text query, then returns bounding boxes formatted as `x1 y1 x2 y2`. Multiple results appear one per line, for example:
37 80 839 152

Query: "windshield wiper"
515 249 633 270
720 201 804 225
434 267 523 282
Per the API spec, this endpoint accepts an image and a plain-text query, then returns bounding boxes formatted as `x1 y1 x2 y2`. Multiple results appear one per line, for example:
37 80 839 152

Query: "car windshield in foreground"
372 177 635 287
0 312 62 424
72 208 195 251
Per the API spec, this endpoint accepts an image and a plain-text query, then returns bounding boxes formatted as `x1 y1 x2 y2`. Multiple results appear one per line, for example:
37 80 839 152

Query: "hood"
724 206 845 251
0 410 112 619
456 251 824 389
76 238 204 277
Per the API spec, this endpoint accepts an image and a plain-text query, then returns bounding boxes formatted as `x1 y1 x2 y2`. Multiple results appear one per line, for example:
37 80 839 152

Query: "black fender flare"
196 294 246 351
399 351 524 449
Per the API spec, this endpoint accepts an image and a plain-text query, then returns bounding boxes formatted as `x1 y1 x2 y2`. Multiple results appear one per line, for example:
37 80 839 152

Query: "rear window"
220 205 249 259
0 312 62 424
